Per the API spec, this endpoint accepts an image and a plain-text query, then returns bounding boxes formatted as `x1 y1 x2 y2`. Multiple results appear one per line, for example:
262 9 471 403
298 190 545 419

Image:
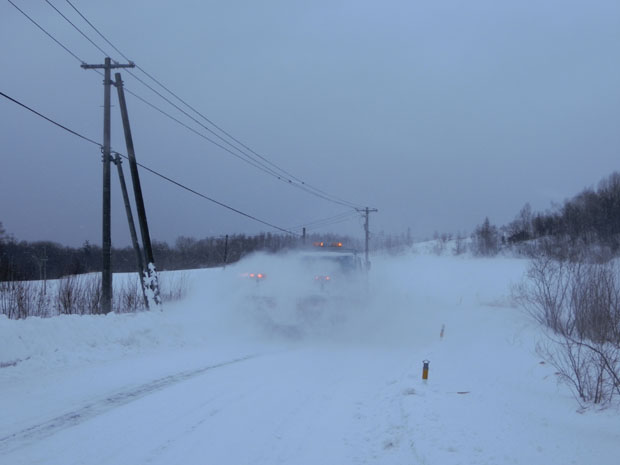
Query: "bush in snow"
515 256 620 406
0 280 50 319
471 218 501 256
0 272 188 319
452 233 468 256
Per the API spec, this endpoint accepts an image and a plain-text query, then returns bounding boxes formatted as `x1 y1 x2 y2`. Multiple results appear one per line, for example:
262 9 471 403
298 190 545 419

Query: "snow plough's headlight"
313 242 343 248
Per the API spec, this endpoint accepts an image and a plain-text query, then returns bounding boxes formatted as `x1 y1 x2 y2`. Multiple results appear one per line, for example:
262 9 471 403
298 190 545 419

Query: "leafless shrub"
113 276 144 313
56 275 80 315
0 281 23 319
158 272 189 303
515 256 620 406
56 274 106 315
471 218 500 256
32 281 51 318
84 275 102 315
537 337 615 406
432 232 452 255
453 234 468 256
55 274 144 315
514 256 573 332
0 280 50 319
1 270 188 319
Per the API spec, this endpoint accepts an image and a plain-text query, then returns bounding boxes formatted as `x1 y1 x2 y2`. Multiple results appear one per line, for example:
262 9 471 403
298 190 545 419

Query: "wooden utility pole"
81 58 135 314
114 72 161 306
113 154 148 307
358 207 378 270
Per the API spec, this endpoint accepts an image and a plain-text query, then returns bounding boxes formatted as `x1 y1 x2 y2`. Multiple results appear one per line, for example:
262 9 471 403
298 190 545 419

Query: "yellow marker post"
422 360 430 380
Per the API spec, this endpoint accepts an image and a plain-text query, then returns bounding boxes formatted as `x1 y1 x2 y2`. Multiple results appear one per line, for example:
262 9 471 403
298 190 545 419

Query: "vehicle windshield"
300 253 358 273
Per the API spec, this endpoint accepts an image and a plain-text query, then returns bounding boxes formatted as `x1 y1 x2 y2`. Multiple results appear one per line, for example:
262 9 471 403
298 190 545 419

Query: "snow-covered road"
2 346 425 464
2 251 619 464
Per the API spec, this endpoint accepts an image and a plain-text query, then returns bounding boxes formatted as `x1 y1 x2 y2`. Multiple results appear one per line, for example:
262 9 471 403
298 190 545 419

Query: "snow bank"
2 250 620 465
0 251 528 369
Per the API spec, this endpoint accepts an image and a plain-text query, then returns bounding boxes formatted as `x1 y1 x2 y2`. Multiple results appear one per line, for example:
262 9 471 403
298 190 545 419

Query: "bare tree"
515 257 620 406
453 233 468 255
472 218 500 256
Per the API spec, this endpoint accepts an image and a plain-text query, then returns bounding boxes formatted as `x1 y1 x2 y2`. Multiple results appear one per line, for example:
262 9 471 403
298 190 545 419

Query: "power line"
126 154 299 235
8 2 290 185
44 0 108 57
0 90 99 146
304 215 362 232
65 0 130 61
18 0 365 210
288 210 360 231
121 84 360 208
2 3 302 235
44 0 361 209
37 0 281 178
121 85 293 180
6 0 83 64
0 89 299 236
62 0 365 210
23 0 291 186
122 66 363 209
8 0 369 231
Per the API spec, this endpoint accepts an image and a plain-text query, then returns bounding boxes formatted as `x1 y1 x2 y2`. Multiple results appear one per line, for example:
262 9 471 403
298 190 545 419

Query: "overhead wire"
288 210 360 232
61 0 365 210
44 0 108 57
7 0 367 234
3 1 301 234
47 0 363 208
6 0 84 64
0 90 298 236
304 215 362 232
125 155 300 236
31 0 297 183
0 90 99 146
120 83 361 208
120 86 294 180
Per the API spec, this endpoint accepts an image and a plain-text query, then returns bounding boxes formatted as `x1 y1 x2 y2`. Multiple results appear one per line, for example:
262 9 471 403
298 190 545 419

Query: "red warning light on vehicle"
241 272 266 280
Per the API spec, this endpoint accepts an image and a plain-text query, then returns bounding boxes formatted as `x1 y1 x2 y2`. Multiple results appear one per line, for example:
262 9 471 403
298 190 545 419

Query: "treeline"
470 172 620 258
507 173 620 407
510 172 620 248
0 228 369 282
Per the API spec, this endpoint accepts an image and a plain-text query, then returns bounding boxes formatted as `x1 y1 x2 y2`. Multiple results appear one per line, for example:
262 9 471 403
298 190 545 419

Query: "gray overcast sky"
1 0 619 247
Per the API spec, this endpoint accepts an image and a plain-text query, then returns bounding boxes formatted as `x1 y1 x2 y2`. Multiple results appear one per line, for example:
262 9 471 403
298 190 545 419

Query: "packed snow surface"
1 249 619 464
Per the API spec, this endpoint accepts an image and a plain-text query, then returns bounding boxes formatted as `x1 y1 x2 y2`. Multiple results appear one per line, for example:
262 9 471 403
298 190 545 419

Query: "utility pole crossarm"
80 62 135 70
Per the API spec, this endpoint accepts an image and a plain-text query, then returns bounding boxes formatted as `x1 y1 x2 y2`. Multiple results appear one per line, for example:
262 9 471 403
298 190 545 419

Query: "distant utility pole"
81 58 135 314
223 234 229 267
357 207 378 270
41 249 48 295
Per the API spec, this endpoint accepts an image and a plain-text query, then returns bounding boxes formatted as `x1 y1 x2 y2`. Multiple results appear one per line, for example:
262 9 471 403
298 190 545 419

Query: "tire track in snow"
0 354 258 454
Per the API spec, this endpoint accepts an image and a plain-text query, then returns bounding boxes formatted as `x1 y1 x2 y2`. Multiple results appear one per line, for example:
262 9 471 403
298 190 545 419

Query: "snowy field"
1 248 619 464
